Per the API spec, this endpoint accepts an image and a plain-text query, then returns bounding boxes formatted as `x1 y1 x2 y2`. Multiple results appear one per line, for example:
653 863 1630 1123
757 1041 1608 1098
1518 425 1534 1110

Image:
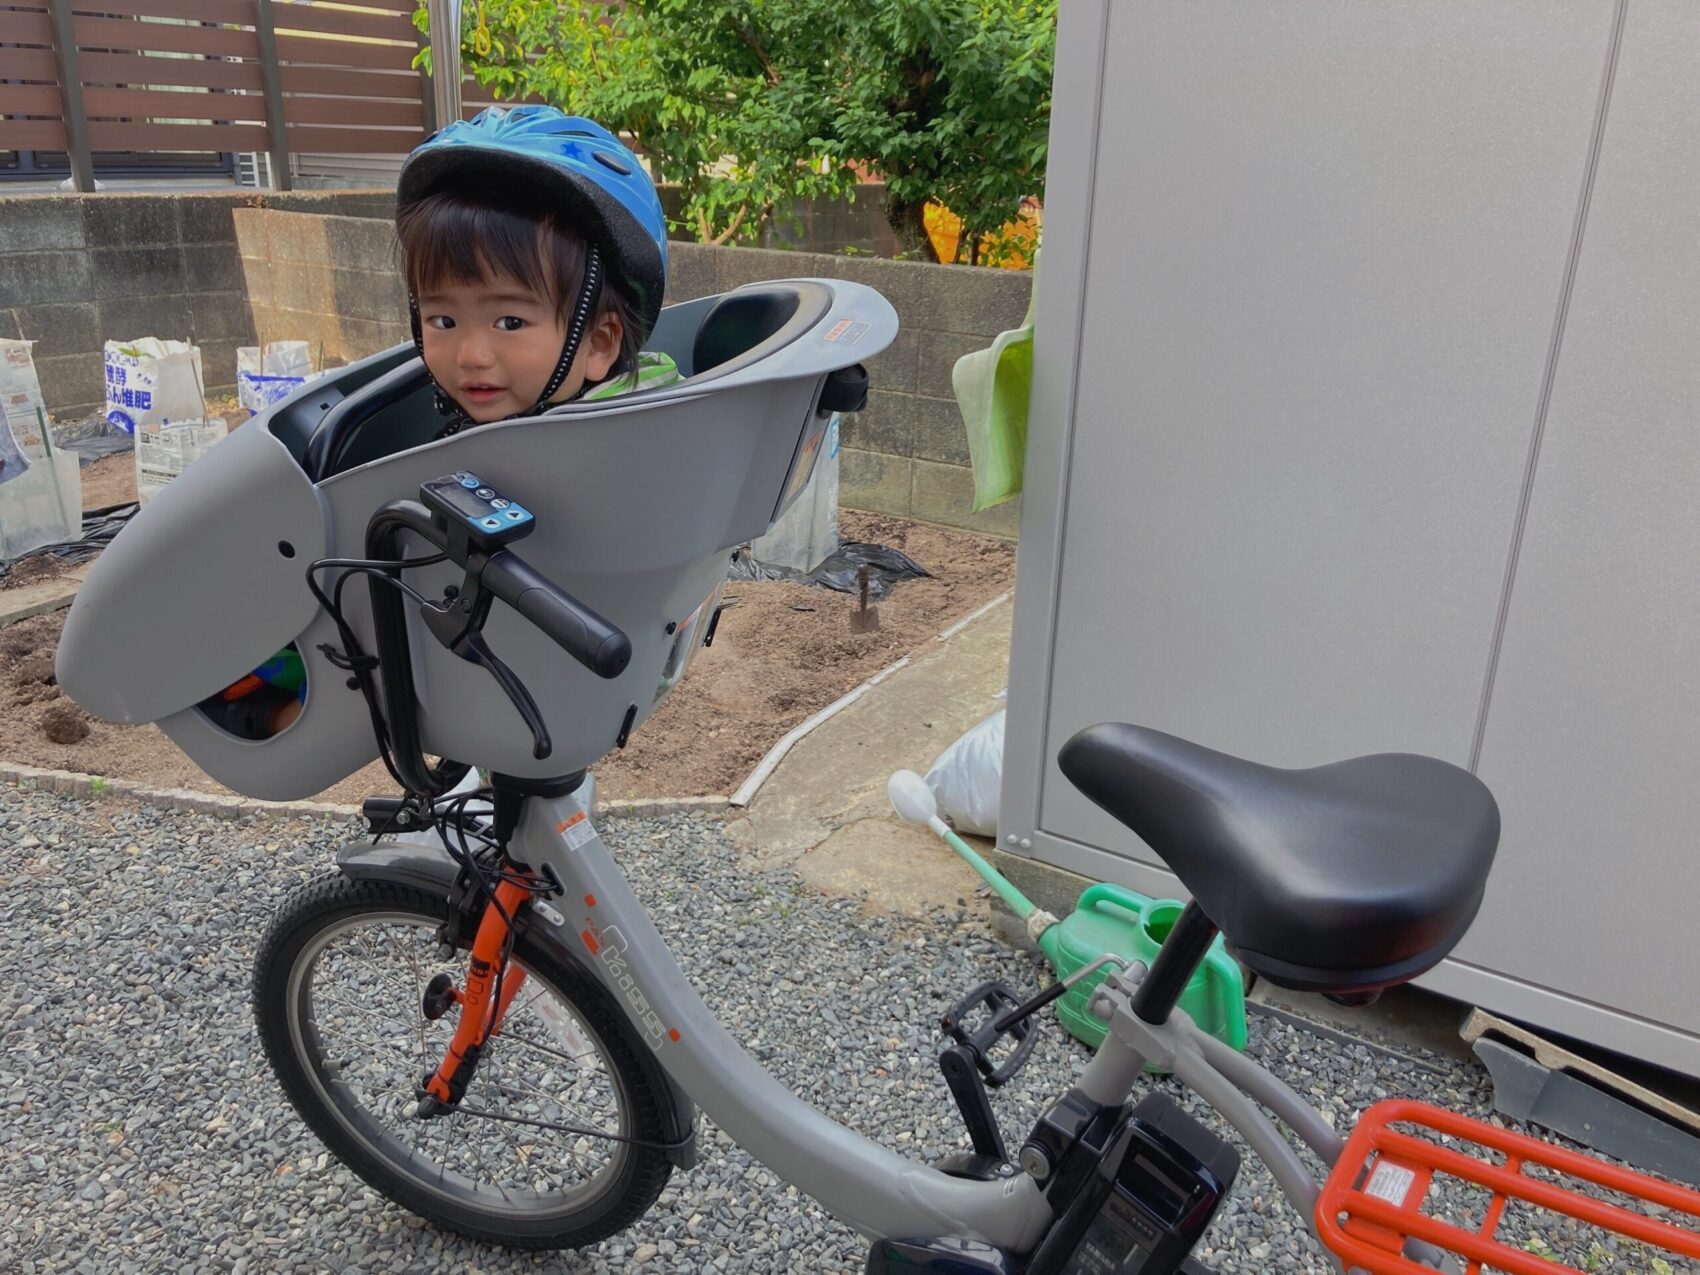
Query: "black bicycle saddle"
1059 722 1499 995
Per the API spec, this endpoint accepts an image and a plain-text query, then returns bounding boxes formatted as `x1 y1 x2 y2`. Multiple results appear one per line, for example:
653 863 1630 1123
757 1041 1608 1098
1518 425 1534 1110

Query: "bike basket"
1317 1099 1700 1274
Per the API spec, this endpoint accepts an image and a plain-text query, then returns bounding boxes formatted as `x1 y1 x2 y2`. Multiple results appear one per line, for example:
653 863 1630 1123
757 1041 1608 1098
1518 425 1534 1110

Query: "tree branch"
709 204 748 246
727 17 780 86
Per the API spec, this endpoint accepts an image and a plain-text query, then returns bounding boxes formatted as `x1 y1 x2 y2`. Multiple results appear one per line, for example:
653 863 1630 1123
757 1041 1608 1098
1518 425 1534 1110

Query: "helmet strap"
529 243 603 414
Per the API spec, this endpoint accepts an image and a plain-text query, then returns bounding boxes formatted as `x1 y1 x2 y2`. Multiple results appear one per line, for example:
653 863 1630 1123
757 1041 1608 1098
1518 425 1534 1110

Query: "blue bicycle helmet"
399 106 668 334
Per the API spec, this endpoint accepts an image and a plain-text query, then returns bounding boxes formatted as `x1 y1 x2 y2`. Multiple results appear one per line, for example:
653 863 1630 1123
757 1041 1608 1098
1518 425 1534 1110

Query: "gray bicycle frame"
497 786 1418 1270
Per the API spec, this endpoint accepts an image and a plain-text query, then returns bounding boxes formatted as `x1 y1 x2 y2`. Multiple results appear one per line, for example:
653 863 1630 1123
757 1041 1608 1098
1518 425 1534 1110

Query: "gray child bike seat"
56 278 896 801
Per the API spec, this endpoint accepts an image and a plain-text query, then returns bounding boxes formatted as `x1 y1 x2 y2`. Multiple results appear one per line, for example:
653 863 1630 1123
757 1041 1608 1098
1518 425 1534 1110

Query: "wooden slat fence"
0 0 533 189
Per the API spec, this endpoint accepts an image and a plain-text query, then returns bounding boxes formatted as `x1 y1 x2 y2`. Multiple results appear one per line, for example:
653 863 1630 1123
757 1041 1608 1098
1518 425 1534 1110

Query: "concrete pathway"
727 598 1011 917
0 563 89 628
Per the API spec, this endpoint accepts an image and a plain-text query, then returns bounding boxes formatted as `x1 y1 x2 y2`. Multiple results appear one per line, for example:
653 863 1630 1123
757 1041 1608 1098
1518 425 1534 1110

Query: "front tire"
253 872 672 1249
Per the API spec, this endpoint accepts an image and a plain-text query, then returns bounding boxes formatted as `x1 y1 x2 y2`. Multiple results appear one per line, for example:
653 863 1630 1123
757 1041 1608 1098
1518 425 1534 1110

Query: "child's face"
417 270 622 424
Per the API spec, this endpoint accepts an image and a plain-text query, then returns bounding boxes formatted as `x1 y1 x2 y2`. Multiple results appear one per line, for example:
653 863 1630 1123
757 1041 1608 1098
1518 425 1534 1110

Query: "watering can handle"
1077 881 1148 925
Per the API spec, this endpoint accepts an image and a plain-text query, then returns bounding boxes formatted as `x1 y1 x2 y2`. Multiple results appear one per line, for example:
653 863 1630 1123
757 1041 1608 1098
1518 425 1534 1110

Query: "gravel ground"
3 782 1692 1274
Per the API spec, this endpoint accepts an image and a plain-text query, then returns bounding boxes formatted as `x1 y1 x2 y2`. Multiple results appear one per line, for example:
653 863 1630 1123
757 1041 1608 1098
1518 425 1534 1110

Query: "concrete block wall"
0 190 393 417
229 209 1031 535
235 209 409 368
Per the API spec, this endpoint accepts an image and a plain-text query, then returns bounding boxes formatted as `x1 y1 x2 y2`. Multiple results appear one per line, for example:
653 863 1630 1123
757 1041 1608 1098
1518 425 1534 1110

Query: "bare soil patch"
78 453 137 511
0 511 1014 804
0 555 73 592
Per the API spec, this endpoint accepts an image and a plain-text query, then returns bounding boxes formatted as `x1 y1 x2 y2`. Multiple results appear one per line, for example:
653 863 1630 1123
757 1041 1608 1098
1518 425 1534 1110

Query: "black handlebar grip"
482 551 631 680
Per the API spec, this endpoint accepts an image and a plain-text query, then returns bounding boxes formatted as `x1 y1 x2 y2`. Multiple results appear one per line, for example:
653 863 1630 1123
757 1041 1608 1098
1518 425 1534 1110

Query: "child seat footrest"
1317 1099 1700 1274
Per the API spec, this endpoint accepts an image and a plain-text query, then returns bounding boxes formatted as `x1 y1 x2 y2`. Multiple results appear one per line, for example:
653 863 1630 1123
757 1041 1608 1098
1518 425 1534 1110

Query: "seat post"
1130 900 1221 1025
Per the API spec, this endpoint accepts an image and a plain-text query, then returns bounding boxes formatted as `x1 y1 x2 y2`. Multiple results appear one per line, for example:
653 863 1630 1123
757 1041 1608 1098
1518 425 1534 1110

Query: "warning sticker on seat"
1364 1159 1418 1207
823 319 869 345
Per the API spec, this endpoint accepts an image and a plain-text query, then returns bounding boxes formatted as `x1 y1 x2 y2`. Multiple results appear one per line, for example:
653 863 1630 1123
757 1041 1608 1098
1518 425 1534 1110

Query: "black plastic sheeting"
57 416 136 465
730 541 932 600
0 502 137 583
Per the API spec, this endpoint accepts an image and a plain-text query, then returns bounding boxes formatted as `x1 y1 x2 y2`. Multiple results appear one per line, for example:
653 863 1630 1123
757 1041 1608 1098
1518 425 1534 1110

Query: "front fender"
335 838 699 1169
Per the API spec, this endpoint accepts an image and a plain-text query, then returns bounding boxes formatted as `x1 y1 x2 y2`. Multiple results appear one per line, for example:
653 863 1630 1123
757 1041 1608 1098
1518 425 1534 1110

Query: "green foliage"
415 0 1056 261
823 2 1057 263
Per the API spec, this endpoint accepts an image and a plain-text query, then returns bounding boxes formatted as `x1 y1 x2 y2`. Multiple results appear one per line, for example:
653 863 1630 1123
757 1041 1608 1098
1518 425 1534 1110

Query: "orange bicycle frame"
423 875 533 1107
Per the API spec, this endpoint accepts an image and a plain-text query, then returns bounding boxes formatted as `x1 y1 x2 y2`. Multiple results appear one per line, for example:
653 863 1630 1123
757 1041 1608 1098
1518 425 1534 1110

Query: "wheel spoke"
494 1024 604 1068
405 944 430 1073
280 903 636 1216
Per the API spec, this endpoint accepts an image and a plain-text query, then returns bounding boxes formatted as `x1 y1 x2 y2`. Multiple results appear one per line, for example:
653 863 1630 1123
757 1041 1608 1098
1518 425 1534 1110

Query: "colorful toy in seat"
204 647 307 740
222 649 306 702
888 769 1247 1065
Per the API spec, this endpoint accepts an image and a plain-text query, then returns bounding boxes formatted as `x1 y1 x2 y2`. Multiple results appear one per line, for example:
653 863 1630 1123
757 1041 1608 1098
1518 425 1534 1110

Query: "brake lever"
418 572 552 760
459 628 552 760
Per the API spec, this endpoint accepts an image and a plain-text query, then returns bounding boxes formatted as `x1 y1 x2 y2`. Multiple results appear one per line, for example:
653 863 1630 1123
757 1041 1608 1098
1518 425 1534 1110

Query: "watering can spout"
888 769 941 827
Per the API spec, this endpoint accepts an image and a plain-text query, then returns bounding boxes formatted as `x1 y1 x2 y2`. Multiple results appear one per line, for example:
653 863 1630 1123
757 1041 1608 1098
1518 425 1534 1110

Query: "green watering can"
888 770 1247 1063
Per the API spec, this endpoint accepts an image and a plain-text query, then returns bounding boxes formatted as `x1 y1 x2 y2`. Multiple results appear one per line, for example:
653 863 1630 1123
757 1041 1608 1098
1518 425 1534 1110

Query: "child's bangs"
397 195 568 309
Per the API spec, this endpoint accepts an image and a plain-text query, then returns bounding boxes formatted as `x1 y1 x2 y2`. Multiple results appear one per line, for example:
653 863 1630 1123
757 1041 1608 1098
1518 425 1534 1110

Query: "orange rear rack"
1317 1099 1700 1274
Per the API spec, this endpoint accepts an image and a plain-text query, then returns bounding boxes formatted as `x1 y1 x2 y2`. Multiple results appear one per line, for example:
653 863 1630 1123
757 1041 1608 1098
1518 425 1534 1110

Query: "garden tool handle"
481 551 632 680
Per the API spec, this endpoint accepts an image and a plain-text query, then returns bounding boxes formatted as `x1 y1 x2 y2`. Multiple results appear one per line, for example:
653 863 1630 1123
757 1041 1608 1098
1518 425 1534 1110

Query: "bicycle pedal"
940 980 1040 1087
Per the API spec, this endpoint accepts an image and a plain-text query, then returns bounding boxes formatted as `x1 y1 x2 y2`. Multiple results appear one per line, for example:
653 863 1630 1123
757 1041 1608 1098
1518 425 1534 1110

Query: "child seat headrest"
692 286 805 375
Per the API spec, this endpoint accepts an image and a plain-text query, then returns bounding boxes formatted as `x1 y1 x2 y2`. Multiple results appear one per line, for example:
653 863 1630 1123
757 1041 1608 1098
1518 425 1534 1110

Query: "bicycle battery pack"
1027 1093 1239 1275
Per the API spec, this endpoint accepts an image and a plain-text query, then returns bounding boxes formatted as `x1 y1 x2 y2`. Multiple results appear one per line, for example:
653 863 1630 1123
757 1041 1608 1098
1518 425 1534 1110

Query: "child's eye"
424 315 455 330
495 316 527 332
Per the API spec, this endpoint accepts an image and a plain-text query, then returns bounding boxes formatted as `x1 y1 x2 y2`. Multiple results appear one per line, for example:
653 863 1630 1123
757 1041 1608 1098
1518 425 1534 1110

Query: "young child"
394 105 678 429
209 107 676 740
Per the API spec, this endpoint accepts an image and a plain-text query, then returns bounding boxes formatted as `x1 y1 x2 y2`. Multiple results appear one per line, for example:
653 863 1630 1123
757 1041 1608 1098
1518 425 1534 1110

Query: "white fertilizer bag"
103 338 204 435
135 418 228 505
237 342 313 417
0 339 48 486
924 708 1005 838
0 339 81 560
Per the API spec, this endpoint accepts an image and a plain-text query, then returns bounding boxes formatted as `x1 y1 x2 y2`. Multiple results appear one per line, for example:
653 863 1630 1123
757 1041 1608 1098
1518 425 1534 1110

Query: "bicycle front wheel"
253 872 673 1250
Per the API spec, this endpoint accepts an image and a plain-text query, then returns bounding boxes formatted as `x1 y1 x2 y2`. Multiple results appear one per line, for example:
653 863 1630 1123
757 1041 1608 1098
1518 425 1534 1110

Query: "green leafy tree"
824 2 1056 264
419 0 1056 261
421 1 853 245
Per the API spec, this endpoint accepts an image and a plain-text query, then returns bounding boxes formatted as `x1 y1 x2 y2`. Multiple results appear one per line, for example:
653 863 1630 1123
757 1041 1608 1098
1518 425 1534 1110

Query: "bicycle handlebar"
480 550 631 681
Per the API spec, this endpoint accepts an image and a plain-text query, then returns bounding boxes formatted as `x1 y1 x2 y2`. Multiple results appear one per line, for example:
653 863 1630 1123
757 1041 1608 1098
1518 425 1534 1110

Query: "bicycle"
55 276 1700 1271
245 472 1700 1273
